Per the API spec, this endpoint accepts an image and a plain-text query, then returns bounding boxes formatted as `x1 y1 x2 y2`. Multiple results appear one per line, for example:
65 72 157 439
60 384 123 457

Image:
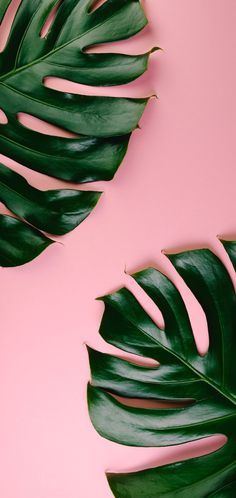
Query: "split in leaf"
0 0 155 265
88 239 236 498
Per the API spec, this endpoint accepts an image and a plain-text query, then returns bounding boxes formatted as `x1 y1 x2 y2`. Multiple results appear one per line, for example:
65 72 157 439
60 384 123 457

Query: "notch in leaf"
0 0 156 266
88 239 236 498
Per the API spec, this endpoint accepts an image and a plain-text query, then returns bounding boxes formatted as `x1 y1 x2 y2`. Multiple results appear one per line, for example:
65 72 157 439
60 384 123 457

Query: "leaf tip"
95 295 105 302
150 46 162 54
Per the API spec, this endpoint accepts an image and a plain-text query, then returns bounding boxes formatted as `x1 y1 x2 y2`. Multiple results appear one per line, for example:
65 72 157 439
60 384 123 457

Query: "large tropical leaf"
0 0 153 266
88 239 236 498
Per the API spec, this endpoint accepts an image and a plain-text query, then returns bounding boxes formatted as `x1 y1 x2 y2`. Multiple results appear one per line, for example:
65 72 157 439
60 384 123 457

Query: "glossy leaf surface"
88 241 236 497
0 0 152 265
0 214 53 266
0 162 101 235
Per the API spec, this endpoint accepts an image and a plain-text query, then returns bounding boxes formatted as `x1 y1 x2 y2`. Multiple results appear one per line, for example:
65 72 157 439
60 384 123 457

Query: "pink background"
0 1 236 497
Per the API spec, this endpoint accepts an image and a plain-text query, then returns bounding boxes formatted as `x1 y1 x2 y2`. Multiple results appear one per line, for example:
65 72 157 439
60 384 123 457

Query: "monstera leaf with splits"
88 239 236 498
0 0 153 266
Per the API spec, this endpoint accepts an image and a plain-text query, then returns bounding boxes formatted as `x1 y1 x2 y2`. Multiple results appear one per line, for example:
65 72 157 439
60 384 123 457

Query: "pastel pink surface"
0 1 236 497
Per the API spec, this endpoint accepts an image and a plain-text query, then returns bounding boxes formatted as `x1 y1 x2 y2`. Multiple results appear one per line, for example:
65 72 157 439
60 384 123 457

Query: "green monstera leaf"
0 0 153 266
88 239 236 498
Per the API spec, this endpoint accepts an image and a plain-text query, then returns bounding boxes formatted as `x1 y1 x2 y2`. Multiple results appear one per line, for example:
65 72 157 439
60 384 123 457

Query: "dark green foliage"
88 241 236 497
0 0 152 265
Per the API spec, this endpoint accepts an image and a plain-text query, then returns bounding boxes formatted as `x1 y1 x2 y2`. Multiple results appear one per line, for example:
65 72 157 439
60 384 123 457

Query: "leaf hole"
17 112 78 138
164 249 210 356
40 0 62 39
118 354 159 368
0 109 8 124
44 76 147 98
183 290 209 357
0 0 22 52
84 25 153 56
217 236 236 289
117 436 227 474
111 393 194 409
125 275 165 331
89 342 159 368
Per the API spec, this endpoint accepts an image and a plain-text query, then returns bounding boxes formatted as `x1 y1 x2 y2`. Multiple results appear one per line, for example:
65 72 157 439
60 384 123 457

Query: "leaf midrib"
0 177 94 219
0 7 131 83
0 178 62 218
1 81 119 116
105 295 236 407
0 130 80 161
